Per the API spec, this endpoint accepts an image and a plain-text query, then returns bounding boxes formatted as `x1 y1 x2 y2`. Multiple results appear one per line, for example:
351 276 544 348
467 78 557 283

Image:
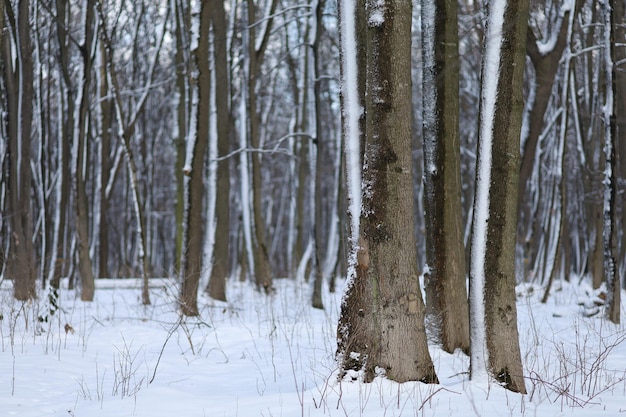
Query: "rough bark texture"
336 0 369 373
479 0 528 394
339 0 438 384
206 0 231 302
421 0 470 354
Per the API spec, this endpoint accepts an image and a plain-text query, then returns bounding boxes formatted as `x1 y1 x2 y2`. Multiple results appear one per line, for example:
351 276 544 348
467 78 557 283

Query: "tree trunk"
338 0 437 384
601 0 620 324
469 0 528 394
181 0 211 316
98 43 113 279
74 0 97 301
173 0 191 277
245 0 277 292
206 0 231 302
421 0 470 354
3 0 37 300
311 0 325 310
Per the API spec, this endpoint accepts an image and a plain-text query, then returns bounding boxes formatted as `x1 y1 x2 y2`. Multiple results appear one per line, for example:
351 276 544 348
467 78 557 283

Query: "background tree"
180 0 211 316
601 0 620 324
206 0 231 302
469 0 528 393
73 0 97 301
2 0 37 300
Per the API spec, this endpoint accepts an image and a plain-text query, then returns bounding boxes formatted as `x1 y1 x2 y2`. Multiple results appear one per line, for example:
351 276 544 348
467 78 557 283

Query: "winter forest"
2 0 626 415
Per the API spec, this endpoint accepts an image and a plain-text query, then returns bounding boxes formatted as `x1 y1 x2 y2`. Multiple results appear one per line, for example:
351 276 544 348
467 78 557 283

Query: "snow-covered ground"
1 276 625 416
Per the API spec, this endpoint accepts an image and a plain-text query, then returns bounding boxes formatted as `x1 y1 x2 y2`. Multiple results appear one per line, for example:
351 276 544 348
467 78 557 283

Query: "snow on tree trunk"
469 0 528 393
601 0 620 324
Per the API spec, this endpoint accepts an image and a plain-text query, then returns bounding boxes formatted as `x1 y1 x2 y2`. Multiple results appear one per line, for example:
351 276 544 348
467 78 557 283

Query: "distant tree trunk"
48 0 75 289
98 43 113 279
206 0 231 302
311 0 325 310
173 0 191 276
338 0 438 384
601 0 620 324
421 0 470 354
519 3 580 280
245 0 277 292
3 0 37 300
180 0 211 316
74 0 97 301
616 0 626 283
469 0 527 394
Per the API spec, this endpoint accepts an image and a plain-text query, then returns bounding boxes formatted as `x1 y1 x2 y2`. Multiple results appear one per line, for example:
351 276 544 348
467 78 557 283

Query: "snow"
469 0 507 384
339 0 362 283
368 0 385 27
536 0 575 56
1 277 625 417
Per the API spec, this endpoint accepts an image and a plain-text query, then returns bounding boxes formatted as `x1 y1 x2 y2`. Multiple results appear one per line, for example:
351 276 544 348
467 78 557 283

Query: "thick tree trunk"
469 0 528 394
339 0 437 384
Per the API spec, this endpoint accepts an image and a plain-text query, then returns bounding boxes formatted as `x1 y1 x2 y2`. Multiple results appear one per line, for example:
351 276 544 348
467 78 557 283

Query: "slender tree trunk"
206 0 231 301
181 0 211 316
311 0 325 309
74 0 99 301
98 44 113 279
421 0 470 353
602 0 620 324
173 0 191 276
245 0 277 292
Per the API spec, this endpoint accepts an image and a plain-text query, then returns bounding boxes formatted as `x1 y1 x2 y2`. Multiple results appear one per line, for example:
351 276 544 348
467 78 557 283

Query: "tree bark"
3 0 37 300
206 0 231 302
245 0 277 292
421 0 470 354
338 0 438 384
181 0 211 316
469 0 528 394
602 0 620 324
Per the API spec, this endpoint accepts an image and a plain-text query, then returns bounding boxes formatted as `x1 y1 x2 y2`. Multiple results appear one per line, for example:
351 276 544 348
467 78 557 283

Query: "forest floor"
1 275 625 416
